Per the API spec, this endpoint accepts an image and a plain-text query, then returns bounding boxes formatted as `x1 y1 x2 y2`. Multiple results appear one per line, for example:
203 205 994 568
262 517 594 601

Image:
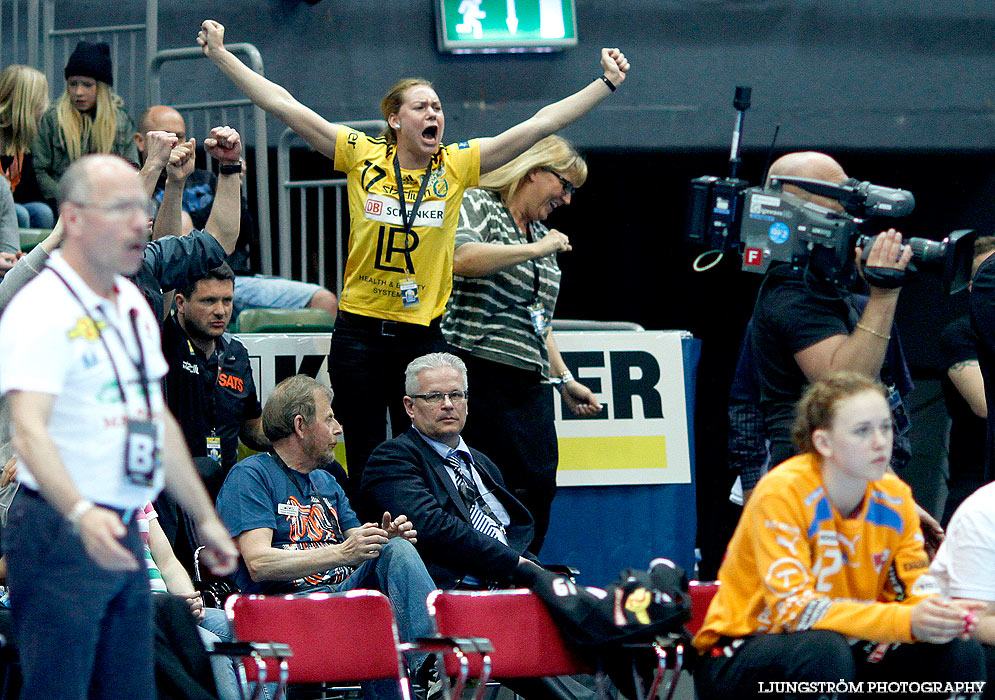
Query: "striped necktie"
446 450 506 542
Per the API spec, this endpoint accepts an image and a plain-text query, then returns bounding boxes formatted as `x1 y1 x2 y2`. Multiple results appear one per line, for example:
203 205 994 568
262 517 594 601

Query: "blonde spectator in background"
32 41 139 203
0 65 53 229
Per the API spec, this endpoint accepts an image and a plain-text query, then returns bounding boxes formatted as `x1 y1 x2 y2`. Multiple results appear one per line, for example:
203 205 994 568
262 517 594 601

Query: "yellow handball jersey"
334 127 480 325
693 453 938 653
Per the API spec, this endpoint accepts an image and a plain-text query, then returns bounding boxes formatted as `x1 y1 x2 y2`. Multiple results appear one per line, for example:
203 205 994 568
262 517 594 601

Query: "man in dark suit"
361 352 536 589
363 352 593 700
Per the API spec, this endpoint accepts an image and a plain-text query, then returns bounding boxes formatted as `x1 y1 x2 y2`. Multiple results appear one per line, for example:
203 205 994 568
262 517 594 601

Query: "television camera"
685 87 976 293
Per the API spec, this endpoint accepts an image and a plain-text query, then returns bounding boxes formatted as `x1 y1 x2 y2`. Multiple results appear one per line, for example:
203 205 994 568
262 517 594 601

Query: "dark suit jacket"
361 428 534 589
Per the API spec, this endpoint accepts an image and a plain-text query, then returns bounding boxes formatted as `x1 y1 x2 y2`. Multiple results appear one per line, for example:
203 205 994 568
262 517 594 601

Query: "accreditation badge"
400 279 421 308
527 302 549 336
206 433 222 465
124 419 160 486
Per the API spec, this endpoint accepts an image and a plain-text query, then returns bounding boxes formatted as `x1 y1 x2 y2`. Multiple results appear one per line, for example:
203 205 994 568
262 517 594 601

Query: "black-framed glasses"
541 168 576 197
409 390 468 405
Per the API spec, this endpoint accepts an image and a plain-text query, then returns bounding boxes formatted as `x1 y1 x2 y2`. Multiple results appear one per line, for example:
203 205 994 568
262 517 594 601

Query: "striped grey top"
442 189 561 377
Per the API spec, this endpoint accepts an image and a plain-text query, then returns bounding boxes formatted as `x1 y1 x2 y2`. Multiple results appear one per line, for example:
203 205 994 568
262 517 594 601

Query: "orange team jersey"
693 453 938 653
333 126 481 325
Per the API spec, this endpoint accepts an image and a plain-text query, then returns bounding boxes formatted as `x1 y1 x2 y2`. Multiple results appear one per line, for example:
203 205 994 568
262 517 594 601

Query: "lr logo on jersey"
375 225 418 274
365 193 446 273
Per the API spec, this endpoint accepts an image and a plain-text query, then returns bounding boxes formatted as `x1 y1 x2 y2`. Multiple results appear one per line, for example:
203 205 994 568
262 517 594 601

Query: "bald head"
768 152 847 185
767 151 848 210
58 153 138 206
57 154 148 285
135 105 186 152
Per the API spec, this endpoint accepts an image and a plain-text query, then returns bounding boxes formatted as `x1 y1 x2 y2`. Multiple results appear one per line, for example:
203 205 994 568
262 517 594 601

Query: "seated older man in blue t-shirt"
216 375 435 700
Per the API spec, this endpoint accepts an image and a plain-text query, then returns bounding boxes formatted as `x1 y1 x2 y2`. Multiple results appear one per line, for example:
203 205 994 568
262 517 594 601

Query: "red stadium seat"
224 590 416 700
428 588 595 680
428 588 684 700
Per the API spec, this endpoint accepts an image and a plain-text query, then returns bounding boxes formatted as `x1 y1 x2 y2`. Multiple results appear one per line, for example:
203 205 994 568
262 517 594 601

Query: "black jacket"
361 428 534 588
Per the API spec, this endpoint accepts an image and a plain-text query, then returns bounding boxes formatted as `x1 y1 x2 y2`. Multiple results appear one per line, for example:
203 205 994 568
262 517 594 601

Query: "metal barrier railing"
42 0 156 114
276 121 385 296
148 45 272 274
0 0 41 68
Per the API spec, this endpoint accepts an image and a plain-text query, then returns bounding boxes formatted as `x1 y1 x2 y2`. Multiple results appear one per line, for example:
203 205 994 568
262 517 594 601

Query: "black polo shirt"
161 313 261 470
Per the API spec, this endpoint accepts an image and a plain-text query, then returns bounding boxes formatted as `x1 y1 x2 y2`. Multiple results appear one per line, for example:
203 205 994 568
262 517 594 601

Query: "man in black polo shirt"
163 262 267 497
159 262 267 570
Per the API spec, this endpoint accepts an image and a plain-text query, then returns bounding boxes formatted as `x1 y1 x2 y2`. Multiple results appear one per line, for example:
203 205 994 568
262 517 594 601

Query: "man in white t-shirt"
930 482 995 696
0 154 237 700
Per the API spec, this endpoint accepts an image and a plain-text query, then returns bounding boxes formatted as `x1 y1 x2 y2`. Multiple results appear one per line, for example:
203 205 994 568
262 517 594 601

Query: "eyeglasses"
541 168 576 197
409 390 469 405
456 477 480 507
71 199 156 221
456 480 498 510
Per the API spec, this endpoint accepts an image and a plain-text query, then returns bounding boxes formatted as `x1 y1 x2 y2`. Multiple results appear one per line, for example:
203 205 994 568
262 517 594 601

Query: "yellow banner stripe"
338 437 670 474
557 436 669 471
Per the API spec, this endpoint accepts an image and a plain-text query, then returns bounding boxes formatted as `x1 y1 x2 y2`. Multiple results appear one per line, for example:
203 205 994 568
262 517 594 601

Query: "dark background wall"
53 0 995 574
71 0 995 150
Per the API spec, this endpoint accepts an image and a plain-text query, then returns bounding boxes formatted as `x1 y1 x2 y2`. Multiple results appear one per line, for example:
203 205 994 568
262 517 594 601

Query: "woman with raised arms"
197 20 628 496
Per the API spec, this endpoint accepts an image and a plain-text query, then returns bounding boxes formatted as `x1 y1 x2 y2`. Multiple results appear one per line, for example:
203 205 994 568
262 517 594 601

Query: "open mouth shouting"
421 124 440 148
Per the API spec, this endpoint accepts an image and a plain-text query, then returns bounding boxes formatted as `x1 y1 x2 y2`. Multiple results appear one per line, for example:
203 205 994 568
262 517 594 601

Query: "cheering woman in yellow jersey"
693 372 985 699
198 20 628 497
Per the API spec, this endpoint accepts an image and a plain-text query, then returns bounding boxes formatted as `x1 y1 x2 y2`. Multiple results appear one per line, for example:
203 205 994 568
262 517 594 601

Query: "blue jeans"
308 538 436 700
233 274 322 319
5 487 154 700
14 201 54 229
198 607 244 700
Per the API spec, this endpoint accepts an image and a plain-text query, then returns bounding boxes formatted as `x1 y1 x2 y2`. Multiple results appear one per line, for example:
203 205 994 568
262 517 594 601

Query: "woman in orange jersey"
693 372 985 699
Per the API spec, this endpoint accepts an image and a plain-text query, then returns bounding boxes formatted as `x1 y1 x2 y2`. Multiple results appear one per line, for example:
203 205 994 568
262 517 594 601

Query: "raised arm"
454 228 571 277
477 48 629 174
153 138 196 240
202 126 243 255
139 130 179 199
198 20 341 158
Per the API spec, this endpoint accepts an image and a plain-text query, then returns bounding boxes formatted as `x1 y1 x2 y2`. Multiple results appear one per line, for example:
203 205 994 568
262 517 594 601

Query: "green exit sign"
436 0 578 53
